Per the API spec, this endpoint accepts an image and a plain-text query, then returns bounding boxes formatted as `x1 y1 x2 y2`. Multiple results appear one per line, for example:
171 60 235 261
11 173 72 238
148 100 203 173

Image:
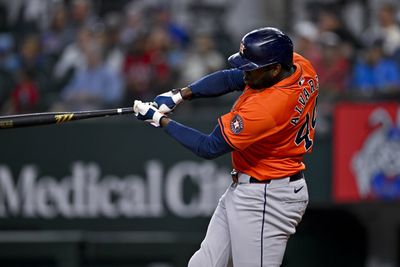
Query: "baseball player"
133 27 318 267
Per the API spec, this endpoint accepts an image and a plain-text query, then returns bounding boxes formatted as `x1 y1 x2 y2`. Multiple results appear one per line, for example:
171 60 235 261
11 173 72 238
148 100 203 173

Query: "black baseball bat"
0 107 135 129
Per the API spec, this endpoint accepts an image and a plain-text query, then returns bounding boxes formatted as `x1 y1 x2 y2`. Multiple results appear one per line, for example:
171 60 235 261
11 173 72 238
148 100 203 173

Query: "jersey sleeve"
164 120 233 159
189 69 245 98
218 103 276 151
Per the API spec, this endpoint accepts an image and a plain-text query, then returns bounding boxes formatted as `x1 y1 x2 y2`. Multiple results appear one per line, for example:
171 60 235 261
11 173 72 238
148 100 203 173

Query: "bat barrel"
0 107 134 129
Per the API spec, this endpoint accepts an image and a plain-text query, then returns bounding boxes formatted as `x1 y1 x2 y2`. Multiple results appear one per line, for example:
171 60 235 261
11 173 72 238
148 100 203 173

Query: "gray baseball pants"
188 174 308 267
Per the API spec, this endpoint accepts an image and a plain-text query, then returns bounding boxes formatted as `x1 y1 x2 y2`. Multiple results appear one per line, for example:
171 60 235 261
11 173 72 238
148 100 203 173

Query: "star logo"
239 42 245 55
233 120 240 129
230 115 244 134
298 77 305 86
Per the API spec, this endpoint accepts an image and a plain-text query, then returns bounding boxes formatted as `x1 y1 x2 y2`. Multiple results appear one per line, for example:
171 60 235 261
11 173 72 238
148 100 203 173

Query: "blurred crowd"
0 0 229 115
293 2 400 134
0 0 400 136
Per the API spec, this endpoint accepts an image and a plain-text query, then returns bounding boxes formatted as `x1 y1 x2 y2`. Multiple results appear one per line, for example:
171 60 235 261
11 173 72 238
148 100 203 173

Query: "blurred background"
0 0 400 266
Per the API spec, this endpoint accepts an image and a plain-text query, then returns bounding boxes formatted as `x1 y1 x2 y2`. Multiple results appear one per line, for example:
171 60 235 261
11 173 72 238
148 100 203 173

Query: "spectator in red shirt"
122 28 173 103
313 31 350 96
312 31 351 136
10 68 39 113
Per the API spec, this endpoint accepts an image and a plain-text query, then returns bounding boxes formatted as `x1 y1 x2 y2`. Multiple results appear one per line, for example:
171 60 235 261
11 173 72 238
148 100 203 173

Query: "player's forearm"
187 69 245 98
179 87 193 100
161 118 233 159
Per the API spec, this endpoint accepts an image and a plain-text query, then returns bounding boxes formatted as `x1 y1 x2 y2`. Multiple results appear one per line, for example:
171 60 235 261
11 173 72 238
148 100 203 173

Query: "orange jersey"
218 53 319 179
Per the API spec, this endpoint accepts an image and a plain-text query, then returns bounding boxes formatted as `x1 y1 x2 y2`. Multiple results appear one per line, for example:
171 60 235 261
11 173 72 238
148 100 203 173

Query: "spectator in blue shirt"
352 40 400 94
55 42 123 111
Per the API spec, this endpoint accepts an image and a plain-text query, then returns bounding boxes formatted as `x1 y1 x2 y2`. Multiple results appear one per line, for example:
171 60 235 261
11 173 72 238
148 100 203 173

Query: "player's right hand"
154 89 184 114
133 100 165 128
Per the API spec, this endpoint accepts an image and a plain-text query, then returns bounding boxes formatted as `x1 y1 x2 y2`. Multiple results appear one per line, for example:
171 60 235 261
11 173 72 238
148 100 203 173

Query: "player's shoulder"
246 89 288 116
293 52 312 67
293 52 316 76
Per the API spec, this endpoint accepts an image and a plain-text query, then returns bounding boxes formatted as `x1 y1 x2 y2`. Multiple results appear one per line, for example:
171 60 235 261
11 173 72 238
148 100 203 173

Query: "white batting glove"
133 100 165 127
153 89 184 114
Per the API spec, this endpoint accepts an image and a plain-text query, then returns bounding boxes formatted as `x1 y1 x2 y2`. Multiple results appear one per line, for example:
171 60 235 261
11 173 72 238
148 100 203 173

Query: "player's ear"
271 64 282 77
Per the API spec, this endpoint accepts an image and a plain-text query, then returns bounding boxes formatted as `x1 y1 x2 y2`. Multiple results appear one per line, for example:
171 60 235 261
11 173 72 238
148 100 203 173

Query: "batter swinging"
133 27 318 267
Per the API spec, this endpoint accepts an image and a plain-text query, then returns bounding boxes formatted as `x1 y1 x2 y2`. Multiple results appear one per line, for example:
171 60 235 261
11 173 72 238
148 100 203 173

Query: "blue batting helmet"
228 27 293 71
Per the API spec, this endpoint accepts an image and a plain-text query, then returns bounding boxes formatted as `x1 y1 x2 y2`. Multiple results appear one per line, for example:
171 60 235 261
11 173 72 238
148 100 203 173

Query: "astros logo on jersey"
230 115 244 134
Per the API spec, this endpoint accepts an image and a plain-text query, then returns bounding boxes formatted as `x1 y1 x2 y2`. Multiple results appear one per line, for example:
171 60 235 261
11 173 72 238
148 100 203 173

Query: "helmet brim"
228 52 261 71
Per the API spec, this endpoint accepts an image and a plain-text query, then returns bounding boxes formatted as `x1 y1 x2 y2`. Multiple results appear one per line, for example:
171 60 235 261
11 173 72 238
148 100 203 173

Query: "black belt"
231 170 304 184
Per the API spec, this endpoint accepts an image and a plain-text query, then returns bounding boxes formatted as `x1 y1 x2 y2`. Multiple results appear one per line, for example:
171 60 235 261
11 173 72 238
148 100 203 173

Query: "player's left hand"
133 100 165 127
153 89 184 114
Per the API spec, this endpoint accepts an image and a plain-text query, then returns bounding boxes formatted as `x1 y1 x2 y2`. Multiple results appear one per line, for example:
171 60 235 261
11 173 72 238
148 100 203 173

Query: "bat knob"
133 100 142 115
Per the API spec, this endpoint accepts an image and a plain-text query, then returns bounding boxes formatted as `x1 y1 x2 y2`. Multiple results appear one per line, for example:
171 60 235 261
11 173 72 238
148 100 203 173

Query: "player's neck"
278 65 296 81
